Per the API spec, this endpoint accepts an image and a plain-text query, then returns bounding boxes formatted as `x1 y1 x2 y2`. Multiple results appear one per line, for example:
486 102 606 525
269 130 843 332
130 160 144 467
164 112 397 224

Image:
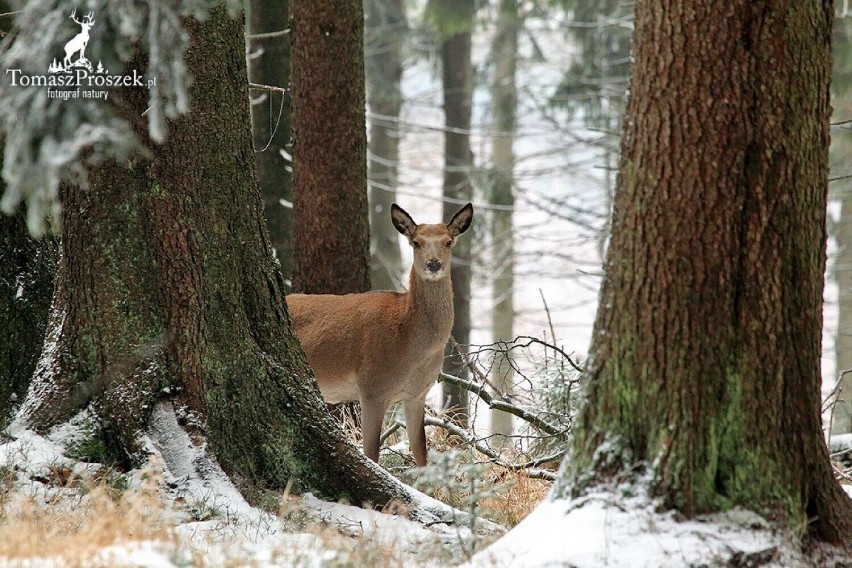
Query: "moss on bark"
559 0 852 544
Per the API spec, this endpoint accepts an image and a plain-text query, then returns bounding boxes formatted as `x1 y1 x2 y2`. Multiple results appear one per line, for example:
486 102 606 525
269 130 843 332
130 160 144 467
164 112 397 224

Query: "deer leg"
404 392 428 467
359 395 387 464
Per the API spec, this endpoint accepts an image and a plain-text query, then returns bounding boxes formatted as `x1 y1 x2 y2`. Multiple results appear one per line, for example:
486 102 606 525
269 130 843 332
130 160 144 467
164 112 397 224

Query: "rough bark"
290 0 371 295
439 3 475 425
488 0 519 444
247 0 294 282
558 0 852 544
0 212 55 425
16 7 413 509
365 0 406 291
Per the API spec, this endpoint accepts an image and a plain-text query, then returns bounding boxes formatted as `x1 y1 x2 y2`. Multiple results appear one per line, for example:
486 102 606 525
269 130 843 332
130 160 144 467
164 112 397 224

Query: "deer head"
391 202 473 282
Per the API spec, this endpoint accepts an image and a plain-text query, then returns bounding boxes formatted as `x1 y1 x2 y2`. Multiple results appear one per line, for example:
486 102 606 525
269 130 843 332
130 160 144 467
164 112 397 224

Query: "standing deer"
286 203 473 466
63 9 95 69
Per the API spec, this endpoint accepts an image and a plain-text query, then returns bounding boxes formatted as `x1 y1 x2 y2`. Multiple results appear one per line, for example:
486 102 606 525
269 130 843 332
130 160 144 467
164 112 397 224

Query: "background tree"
553 0 632 256
290 0 371 295
365 0 406 291
428 0 476 424
247 0 294 282
8 5 439 512
488 0 520 444
831 14 852 434
556 0 852 543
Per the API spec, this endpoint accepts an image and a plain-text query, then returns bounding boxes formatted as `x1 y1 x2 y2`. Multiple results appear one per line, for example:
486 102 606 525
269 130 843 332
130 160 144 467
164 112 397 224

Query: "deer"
63 9 95 69
286 203 473 467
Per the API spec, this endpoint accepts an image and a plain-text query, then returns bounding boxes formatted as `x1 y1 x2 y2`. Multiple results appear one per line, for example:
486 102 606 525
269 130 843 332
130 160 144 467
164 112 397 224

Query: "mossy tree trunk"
290 0 371 295
557 0 852 543
365 0 406 292
439 1 475 425
0 211 55 425
247 0 294 283
16 7 412 508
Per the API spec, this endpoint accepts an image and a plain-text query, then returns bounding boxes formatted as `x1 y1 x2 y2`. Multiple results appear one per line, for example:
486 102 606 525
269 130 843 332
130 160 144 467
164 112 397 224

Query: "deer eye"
445 240 453 248
412 240 422 249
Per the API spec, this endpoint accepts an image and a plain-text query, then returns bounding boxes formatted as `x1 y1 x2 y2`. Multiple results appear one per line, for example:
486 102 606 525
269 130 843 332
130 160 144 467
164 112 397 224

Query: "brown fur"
286 203 473 466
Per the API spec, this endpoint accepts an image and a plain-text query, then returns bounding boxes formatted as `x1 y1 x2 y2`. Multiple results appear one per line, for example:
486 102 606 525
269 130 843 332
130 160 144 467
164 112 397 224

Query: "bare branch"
248 82 289 94
398 418 558 481
438 372 565 436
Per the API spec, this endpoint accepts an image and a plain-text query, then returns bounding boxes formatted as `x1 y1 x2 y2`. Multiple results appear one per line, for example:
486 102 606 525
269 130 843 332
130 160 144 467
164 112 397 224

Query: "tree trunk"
290 0 371 295
557 0 852 543
488 0 519 445
831 14 852 435
0 0 56 427
835 198 852 433
439 3 475 425
247 0 294 283
0 211 55 424
15 7 413 509
365 0 406 292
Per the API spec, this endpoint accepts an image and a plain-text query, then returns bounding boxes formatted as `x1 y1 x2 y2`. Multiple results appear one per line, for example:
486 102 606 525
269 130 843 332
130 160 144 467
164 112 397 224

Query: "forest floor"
0 413 849 567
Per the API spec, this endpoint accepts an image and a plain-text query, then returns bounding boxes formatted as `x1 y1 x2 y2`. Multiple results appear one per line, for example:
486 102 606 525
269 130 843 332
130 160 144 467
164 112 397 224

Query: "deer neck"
403 268 454 345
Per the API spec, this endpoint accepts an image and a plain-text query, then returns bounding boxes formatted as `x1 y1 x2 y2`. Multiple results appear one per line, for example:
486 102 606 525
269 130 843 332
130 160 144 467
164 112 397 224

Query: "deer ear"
391 203 417 237
448 203 473 237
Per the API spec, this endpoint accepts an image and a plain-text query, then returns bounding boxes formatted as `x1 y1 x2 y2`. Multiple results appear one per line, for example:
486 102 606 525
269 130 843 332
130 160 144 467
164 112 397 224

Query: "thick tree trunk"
0 212 55 424
247 0 294 283
488 0 519 444
290 0 371 295
365 0 405 292
440 4 475 424
557 0 852 543
15 7 412 509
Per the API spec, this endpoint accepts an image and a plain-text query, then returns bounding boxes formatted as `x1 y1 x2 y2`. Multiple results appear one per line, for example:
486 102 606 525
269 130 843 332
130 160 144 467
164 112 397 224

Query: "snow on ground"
1 408 849 567
467 483 847 568
0 404 477 567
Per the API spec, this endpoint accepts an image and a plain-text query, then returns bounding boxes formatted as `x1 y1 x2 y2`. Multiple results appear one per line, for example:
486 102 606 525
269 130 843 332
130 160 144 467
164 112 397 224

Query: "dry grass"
481 471 552 527
0 468 176 565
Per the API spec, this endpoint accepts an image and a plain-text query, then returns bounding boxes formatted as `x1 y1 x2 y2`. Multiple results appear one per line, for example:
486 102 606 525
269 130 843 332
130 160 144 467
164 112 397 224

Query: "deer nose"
426 259 442 273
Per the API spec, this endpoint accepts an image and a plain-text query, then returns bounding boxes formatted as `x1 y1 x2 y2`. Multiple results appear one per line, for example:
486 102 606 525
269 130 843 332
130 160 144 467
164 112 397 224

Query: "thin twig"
512 336 584 373
379 421 403 445
248 82 289 94
438 372 564 436
539 289 557 350
826 368 852 441
246 29 290 40
830 173 852 183
399 418 558 481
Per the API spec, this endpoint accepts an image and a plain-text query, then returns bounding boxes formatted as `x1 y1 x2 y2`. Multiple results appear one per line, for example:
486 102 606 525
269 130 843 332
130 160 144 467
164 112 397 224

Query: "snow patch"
144 400 284 542
468 486 797 568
